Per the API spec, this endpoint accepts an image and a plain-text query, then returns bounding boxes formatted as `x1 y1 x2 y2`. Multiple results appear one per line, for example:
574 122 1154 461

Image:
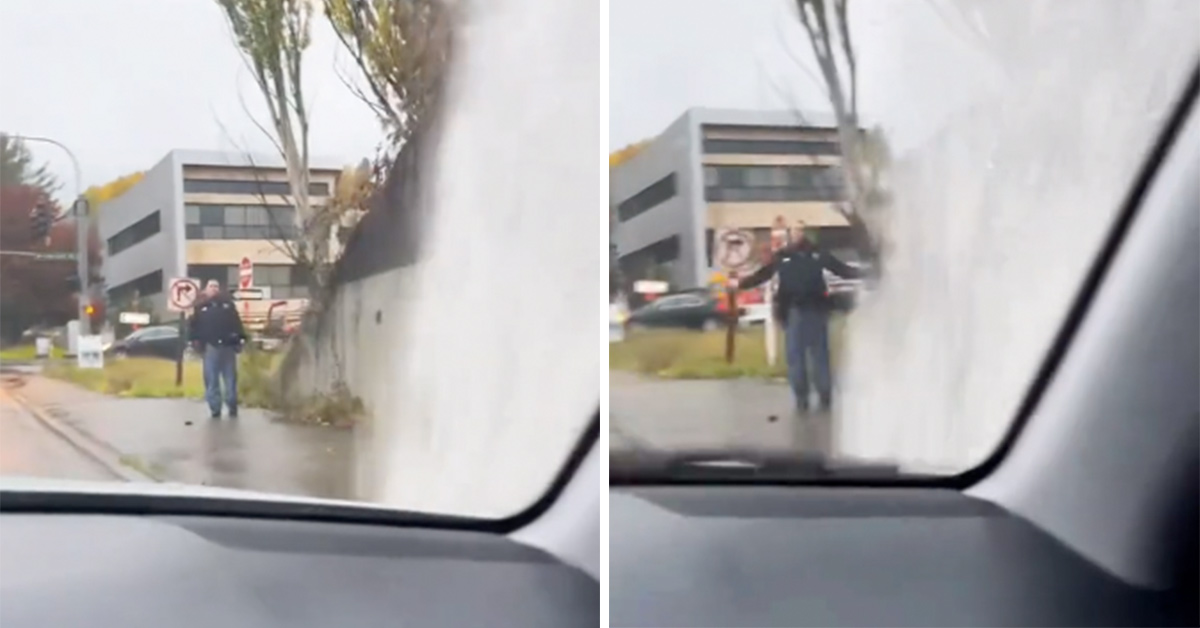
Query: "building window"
253 264 310 299
187 264 238 290
183 179 330 197
701 139 842 156
619 235 681 285
186 264 309 299
617 173 677 222
704 165 845 202
184 204 298 240
107 211 161 256
107 269 164 306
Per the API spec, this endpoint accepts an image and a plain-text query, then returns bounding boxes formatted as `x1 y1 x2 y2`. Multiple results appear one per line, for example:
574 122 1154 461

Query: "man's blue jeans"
784 306 832 410
202 345 239 416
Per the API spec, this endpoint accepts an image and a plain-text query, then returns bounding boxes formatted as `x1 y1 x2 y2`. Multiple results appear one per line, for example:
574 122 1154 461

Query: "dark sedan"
107 325 182 360
626 292 735 332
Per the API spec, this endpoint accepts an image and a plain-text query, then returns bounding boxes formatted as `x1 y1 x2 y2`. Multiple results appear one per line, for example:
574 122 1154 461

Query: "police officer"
732 221 862 413
189 280 248 419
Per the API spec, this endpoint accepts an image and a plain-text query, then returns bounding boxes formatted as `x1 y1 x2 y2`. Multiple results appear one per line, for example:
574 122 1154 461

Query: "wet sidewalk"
9 375 356 500
609 371 833 455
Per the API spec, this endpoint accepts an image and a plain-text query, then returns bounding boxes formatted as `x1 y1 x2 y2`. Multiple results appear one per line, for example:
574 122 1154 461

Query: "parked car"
824 259 872 311
107 325 182 360
626 292 736 332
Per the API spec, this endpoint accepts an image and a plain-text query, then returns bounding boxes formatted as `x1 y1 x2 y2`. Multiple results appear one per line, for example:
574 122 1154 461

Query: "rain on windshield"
609 0 1200 474
0 0 600 520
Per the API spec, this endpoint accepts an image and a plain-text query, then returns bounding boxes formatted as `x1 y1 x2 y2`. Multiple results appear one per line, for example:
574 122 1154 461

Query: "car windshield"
0 0 599 521
609 0 1199 475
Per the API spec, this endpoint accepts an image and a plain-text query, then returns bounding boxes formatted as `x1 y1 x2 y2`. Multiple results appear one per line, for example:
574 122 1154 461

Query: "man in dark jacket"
732 222 862 413
189 280 248 418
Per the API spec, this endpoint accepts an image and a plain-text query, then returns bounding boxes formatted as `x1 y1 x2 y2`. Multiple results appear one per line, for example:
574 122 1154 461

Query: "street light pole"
11 135 90 335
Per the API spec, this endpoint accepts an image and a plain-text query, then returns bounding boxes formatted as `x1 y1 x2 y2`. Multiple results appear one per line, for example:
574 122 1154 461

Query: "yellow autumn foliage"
609 140 651 169
83 171 146 213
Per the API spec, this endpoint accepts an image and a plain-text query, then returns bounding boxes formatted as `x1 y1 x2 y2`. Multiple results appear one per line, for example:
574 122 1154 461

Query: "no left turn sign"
168 277 202 312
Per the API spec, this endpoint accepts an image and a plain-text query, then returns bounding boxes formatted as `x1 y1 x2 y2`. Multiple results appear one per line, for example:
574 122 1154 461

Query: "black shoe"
817 393 833 413
210 412 221 419
227 406 238 419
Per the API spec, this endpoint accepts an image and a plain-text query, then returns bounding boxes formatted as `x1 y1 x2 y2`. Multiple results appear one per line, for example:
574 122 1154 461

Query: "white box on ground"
609 303 627 343
76 335 104 369
34 337 51 359
65 320 80 357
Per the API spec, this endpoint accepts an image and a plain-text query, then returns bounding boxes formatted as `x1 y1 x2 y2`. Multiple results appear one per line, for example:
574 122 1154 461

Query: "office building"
96 149 342 328
611 108 860 289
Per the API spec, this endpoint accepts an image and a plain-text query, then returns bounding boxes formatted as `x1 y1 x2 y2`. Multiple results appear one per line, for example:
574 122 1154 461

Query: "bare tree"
214 0 338 292
789 0 882 266
324 0 455 157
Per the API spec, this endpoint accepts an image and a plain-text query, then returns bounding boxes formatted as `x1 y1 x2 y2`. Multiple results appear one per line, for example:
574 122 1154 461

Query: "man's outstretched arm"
737 254 779 290
821 252 863 279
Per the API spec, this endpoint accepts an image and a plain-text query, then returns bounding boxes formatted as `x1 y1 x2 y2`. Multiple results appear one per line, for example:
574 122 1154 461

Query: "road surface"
0 385 119 482
610 371 833 455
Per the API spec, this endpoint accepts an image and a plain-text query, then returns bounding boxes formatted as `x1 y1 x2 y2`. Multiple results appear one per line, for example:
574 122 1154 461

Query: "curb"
7 391 160 484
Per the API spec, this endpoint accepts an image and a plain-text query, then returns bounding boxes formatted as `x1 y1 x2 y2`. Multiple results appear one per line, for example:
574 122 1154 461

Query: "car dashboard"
0 512 599 627
609 486 1190 627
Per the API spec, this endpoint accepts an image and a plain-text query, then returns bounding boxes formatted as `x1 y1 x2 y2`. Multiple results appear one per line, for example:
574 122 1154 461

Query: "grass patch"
0 344 64 361
610 317 845 380
45 348 365 427
45 351 283 407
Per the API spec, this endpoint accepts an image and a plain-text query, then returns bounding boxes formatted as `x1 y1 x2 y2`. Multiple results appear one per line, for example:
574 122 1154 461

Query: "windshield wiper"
610 448 904 484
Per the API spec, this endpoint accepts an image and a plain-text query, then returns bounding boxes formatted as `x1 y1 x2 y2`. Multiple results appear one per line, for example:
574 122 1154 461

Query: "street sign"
230 288 265 300
715 228 758 272
0 251 78 261
239 257 254 290
77 335 104 369
632 280 669 295
36 252 77 261
118 311 151 325
168 277 202 312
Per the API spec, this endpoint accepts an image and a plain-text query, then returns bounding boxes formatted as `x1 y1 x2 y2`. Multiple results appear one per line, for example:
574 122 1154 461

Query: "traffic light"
28 203 52 243
84 304 95 316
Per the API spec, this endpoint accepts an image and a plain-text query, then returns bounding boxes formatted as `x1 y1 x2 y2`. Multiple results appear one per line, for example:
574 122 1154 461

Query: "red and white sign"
238 257 254 290
715 228 758 272
167 277 201 312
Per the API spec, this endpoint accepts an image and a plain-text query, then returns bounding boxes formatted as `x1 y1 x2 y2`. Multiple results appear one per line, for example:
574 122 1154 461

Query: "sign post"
764 216 790 367
238 257 254 319
168 277 201 387
714 228 759 364
724 272 738 364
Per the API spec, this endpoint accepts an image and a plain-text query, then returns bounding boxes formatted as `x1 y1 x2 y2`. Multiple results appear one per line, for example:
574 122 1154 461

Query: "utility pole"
11 135 90 335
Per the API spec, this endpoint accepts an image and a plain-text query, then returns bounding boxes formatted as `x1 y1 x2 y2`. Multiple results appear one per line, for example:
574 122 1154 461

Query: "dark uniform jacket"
740 240 862 313
189 294 248 349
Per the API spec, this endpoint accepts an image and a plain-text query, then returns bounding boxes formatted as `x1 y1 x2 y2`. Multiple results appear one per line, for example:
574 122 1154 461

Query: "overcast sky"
609 0 998 152
0 0 381 202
